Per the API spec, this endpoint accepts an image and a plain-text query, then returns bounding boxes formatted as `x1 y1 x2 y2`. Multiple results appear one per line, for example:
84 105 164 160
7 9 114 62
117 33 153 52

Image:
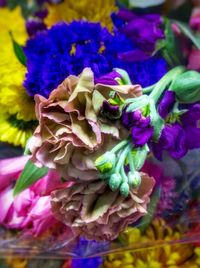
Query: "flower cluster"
0 0 200 256
24 20 167 97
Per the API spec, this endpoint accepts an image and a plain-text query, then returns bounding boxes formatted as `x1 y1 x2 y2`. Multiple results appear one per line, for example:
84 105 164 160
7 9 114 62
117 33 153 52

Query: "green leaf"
155 18 183 66
171 70 200 103
14 160 48 196
9 32 27 66
176 21 200 49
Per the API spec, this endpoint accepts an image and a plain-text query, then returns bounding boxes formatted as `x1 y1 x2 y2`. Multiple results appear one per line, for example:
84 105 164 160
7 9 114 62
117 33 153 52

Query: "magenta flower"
142 161 176 216
190 7 200 31
0 156 69 235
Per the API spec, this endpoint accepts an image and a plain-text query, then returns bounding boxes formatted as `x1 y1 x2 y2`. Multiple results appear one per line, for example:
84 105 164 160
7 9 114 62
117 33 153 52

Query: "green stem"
111 139 130 154
142 83 157 94
120 165 128 183
116 144 130 173
150 66 186 103
128 151 135 173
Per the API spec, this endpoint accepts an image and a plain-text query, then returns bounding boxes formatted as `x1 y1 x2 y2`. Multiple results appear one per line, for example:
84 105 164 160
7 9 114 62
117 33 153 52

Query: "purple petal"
131 125 153 147
122 110 142 129
181 103 200 127
95 71 122 85
158 124 187 159
158 90 176 119
184 126 200 149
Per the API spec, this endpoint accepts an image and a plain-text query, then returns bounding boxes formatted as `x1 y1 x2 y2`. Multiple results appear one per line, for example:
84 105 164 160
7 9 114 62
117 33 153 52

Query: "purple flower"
152 103 200 160
0 0 6 7
122 110 142 129
26 18 47 37
181 103 200 149
35 9 48 19
152 123 187 160
122 109 153 146
158 90 176 119
112 10 164 54
95 71 122 85
131 117 154 147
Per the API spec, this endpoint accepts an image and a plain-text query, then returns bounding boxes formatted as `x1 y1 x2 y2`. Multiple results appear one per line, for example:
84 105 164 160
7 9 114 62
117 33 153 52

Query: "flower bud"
120 181 130 197
95 152 116 174
171 70 200 103
128 171 141 188
108 173 122 191
133 145 149 170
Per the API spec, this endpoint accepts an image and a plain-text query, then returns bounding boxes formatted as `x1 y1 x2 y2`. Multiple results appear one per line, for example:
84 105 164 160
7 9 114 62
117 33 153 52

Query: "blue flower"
24 21 167 97
72 257 103 268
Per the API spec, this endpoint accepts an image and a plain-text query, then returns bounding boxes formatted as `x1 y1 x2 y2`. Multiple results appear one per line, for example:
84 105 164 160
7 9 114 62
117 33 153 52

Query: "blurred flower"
142 161 177 216
30 68 141 180
0 7 36 147
0 113 35 147
5 258 27 268
24 21 167 97
188 49 200 71
112 10 164 54
71 257 102 268
103 218 199 268
0 0 6 7
51 173 155 241
0 156 68 235
190 7 200 31
0 7 36 122
26 18 47 37
44 0 118 31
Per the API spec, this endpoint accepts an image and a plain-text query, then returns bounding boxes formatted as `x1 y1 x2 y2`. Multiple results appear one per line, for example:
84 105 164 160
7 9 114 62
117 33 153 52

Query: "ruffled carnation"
29 68 142 181
51 173 155 241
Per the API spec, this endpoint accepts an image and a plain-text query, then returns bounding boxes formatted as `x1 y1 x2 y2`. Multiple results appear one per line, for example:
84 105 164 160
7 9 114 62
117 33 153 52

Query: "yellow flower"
0 7 36 122
5 257 27 268
44 0 118 31
103 219 200 268
0 112 36 147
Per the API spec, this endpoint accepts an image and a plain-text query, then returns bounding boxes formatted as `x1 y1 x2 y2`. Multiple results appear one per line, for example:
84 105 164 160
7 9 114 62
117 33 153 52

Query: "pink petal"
0 156 30 190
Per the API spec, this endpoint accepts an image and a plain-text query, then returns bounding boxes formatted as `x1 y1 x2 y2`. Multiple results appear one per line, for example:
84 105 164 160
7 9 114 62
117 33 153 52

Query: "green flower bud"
128 171 141 188
95 152 116 174
120 181 130 197
171 71 200 103
133 145 149 170
108 173 122 191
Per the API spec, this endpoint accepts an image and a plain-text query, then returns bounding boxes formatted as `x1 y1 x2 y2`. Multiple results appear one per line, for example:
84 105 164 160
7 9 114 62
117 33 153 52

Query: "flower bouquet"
0 0 200 261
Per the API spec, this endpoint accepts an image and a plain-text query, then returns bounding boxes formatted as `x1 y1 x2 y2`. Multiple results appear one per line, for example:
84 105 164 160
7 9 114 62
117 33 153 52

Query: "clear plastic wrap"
0 145 199 259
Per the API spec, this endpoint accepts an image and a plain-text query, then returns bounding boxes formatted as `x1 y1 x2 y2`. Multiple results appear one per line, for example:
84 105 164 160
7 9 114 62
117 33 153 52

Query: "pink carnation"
51 173 155 241
29 68 142 181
